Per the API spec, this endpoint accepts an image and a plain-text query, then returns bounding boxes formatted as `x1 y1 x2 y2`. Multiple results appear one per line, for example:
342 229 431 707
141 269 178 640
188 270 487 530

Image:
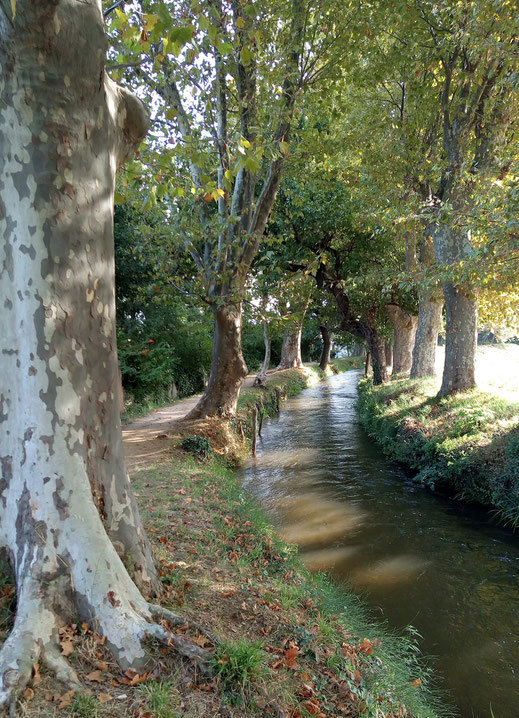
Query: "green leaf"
170 25 195 47
240 45 253 65
219 41 233 56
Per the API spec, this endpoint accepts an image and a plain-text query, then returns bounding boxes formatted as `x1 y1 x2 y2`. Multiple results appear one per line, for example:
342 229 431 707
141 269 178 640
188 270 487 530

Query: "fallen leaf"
284 645 299 668
60 637 74 656
86 669 103 683
359 638 373 655
57 689 75 709
99 693 113 703
23 687 34 702
33 662 42 686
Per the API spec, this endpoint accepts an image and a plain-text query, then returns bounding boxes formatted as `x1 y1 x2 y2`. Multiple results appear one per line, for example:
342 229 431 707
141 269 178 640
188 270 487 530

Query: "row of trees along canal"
1 0 518 707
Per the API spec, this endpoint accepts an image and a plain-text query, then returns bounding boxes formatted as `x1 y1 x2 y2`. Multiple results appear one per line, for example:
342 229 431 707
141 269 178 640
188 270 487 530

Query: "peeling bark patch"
28 366 37 375
3 298 12 310
2 218 15 280
52 477 70 520
12 170 31 201
0 479 7 508
0 456 13 481
19 243 36 260
0 395 7 423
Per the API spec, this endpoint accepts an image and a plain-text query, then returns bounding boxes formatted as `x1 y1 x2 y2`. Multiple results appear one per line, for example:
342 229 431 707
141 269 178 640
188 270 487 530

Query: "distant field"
434 344 519 399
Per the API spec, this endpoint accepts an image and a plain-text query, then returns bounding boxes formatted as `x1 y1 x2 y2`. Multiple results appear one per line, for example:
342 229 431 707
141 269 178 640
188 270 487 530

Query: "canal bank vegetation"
357 363 519 525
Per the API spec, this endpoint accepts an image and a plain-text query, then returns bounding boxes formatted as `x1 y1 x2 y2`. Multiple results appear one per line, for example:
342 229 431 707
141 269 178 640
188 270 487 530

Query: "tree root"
145 623 212 673
147 603 217 646
0 600 213 713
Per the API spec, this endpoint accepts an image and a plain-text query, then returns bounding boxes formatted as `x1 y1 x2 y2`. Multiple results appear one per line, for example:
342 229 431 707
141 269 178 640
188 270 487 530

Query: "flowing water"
240 371 519 718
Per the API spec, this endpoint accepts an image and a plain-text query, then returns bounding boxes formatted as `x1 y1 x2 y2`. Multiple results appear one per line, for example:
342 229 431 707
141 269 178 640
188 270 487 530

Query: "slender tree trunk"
432 223 477 395
277 321 304 370
386 306 418 377
0 2 208 704
185 304 248 418
410 297 443 378
254 320 271 386
319 325 333 371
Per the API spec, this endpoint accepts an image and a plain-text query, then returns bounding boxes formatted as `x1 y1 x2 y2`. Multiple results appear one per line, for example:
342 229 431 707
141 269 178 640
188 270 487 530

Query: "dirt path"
122 375 257 473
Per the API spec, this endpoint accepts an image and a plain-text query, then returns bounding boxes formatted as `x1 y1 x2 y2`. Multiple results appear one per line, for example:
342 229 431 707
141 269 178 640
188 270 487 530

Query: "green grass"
138 680 182 718
212 638 269 705
70 694 103 718
357 377 519 524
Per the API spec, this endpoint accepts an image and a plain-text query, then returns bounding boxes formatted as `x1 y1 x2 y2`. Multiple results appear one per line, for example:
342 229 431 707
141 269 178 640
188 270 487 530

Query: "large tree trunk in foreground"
185 304 248 418
386 306 418 377
410 296 443 378
0 1 207 705
432 223 477 395
277 321 304 370
319 325 333 371
254 321 271 386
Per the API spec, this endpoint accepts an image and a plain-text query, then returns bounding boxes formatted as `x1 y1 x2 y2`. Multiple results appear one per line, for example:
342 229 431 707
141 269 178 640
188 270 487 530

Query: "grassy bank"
12 362 448 717
357 377 519 525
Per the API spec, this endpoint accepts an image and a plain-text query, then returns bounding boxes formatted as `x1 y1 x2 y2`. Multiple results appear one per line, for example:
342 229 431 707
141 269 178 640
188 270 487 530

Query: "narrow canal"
240 370 519 718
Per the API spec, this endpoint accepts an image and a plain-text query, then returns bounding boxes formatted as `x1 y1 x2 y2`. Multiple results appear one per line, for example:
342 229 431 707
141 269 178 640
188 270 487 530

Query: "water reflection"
241 371 519 718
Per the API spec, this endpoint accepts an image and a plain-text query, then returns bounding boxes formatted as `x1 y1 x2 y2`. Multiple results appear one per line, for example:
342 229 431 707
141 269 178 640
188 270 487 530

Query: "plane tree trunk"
319 325 333 371
411 234 443 378
277 321 304 369
185 304 248 418
386 305 418 377
411 298 443 378
432 223 477 395
0 1 207 706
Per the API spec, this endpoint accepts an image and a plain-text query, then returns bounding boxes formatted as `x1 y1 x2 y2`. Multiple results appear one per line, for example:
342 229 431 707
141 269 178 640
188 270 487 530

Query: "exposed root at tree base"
0 601 211 714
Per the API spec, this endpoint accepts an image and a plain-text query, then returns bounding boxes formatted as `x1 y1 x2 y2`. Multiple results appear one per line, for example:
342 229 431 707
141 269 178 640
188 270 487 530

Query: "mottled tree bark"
254 320 271 386
386 305 418 377
277 322 304 369
319 325 333 371
411 234 443 378
411 298 443 378
0 1 207 705
185 304 248 418
432 223 477 395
